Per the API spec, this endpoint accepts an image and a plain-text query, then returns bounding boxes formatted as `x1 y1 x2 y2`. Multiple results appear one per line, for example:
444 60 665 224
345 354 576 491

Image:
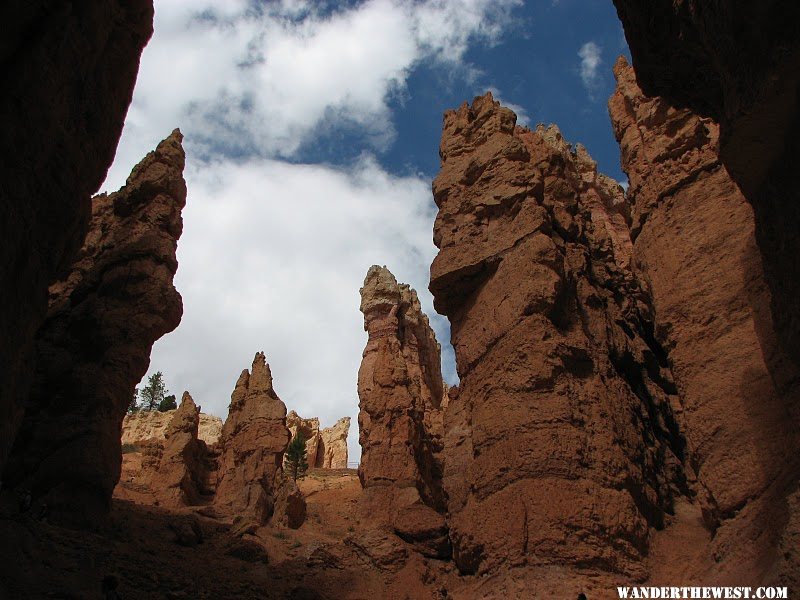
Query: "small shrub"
121 443 139 454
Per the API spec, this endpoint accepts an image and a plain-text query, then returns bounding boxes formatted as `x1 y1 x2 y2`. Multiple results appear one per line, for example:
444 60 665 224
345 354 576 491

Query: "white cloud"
104 0 521 190
578 40 602 94
144 154 454 464
104 0 514 463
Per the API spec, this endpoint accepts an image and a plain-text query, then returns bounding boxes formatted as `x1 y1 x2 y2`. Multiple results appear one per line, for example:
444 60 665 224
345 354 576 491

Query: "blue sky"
104 0 630 462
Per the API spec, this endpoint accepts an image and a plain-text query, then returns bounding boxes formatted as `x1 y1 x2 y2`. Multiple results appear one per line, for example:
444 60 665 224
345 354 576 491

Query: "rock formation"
143 392 208 508
357 266 450 560
123 409 223 446
429 93 686 579
0 0 154 478
358 266 446 509
613 0 800 387
318 417 350 469
286 411 351 469
3 130 186 527
609 57 800 584
286 411 321 468
214 352 290 523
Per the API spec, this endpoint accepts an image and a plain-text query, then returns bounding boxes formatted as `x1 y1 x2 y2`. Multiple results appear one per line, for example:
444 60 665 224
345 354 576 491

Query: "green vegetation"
284 433 309 481
158 394 177 412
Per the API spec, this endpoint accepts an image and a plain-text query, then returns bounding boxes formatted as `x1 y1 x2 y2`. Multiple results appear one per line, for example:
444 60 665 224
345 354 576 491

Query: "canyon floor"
0 455 457 600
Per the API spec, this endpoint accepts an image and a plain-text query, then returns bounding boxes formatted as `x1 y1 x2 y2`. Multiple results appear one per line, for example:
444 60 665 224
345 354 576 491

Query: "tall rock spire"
214 352 290 523
429 93 685 581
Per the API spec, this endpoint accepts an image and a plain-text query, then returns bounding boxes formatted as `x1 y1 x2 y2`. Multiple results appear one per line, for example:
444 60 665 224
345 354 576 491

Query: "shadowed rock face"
214 352 290 523
3 130 185 527
357 266 446 511
429 93 686 578
613 0 800 383
0 0 154 478
610 57 800 585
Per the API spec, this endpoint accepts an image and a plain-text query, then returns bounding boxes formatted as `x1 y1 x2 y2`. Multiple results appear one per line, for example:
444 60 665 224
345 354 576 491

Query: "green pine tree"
284 433 308 481
158 394 177 412
140 371 168 412
127 387 140 414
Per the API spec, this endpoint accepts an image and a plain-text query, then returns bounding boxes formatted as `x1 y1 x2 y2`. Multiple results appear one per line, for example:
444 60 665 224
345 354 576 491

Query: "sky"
103 0 631 463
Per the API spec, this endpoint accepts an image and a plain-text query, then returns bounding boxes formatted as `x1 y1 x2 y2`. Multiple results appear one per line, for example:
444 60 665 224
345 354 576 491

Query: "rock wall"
123 409 223 446
214 352 290 523
319 417 350 469
3 130 185 527
357 266 446 510
429 94 686 578
613 0 800 390
609 57 800 584
0 0 154 477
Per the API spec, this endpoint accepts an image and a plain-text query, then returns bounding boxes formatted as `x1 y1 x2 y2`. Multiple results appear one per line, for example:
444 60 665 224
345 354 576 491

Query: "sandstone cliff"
123 409 223 446
214 352 290 523
287 411 321 468
609 57 800 585
319 417 350 469
287 411 350 469
3 130 186 527
0 0 154 478
613 0 800 393
429 93 686 580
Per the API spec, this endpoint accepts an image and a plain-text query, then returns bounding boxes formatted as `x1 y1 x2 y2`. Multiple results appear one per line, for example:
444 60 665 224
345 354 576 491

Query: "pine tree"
158 394 177 412
140 371 167 412
284 433 308 481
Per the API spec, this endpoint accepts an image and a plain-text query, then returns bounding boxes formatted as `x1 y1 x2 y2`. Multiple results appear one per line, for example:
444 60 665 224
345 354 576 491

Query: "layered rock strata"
143 392 208 508
319 417 350 469
123 409 223 446
429 93 686 578
3 130 186 527
0 0 154 477
357 266 450 558
214 352 290 523
613 0 800 383
609 57 800 584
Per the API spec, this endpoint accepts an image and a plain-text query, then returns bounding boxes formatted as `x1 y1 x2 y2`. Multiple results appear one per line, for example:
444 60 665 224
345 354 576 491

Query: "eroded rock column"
214 352 290 523
429 94 686 578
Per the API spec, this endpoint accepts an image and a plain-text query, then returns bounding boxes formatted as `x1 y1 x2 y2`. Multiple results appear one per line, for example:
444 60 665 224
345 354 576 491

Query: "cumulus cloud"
105 0 517 461
140 153 452 463
104 0 522 189
578 41 602 95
